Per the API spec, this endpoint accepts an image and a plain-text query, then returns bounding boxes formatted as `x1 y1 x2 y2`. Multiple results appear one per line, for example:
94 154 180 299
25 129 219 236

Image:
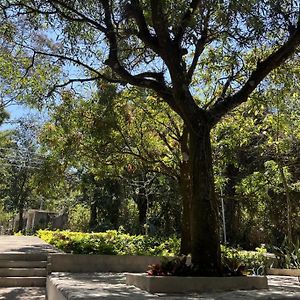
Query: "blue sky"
1 104 45 131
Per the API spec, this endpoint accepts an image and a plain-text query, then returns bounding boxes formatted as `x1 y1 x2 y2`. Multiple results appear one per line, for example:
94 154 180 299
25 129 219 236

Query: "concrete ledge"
0 276 46 287
49 254 164 272
267 268 300 276
46 277 67 300
126 273 268 293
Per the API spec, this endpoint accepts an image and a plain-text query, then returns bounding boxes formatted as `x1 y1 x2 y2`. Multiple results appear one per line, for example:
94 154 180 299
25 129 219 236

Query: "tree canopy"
1 0 300 275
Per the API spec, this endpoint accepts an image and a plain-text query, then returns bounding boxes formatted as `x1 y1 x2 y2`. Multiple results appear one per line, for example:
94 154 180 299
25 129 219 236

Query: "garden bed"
126 273 268 293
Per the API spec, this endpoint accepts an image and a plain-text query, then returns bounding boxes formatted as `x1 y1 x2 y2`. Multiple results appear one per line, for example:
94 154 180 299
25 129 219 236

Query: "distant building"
8 209 68 234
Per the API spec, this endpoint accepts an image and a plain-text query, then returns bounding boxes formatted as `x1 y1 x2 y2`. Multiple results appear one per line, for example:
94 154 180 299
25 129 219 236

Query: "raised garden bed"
267 268 300 276
126 273 268 293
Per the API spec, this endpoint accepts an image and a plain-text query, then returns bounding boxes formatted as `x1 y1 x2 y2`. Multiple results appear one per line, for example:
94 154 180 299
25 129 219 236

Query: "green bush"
37 229 180 256
221 245 268 275
272 237 300 269
68 204 91 232
37 229 268 273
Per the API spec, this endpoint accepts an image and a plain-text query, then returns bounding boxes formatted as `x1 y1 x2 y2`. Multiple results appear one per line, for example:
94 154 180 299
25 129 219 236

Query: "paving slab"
0 236 59 254
48 273 300 299
0 287 45 299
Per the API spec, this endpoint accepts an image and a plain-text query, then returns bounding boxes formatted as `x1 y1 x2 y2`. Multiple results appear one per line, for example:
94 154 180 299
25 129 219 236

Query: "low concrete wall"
47 277 67 300
267 268 300 276
126 273 269 293
49 254 165 273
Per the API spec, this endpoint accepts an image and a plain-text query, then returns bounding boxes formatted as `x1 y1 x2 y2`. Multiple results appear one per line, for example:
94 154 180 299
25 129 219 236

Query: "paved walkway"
0 287 45 300
0 236 58 300
0 235 59 254
49 273 300 299
0 236 299 299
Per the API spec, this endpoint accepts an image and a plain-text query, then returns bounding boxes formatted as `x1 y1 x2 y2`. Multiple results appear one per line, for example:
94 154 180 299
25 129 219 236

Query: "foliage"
0 23 60 110
37 229 180 256
147 246 269 277
0 203 13 227
147 256 192 276
67 204 91 232
2 0 300 273
272 237 300 269
212 68 300 248
221 245 268 276
38 229 269 275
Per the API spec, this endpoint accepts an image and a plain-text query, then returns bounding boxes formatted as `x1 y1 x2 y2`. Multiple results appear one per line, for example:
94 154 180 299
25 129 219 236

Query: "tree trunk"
179 163 192 254
278 161 292 243
189 125 221 275
224 163 241 245
179 126 192 254
89 201 98 231
136 192 147 234
17 201 24 232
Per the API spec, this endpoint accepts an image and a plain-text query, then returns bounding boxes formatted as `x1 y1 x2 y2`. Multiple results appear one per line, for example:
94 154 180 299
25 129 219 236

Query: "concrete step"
0 268 47 277
0 287 46 299
0 253 47 261
0 260 47 268
14 297 45 300
0 295 45 300
0 276 46 287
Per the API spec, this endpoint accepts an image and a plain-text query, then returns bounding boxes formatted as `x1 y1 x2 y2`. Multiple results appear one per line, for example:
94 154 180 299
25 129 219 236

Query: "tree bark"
224 163 241 245
189 125 221 275
179 127 192 254
136 191 147 234
278 161 292 243
179 162 192 255
89 200 98 231
17 201 24 232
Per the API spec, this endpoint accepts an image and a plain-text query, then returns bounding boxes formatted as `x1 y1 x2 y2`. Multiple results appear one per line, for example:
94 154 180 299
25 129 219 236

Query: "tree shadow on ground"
0 287 45 300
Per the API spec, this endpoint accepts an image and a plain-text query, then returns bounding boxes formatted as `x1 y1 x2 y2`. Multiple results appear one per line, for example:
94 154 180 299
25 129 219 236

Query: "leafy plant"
272 237 300 269
221 245 268 275
38 229 270 275
147 256 192 276
37 229 180 256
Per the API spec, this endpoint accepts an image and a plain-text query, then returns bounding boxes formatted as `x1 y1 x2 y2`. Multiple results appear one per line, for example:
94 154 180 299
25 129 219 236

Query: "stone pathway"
0 235 59 299
0 235 59 254
0 287 45 300
49 273 300 299
0 236 299 299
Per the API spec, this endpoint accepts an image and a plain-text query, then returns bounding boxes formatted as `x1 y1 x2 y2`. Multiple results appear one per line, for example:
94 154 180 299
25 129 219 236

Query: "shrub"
221 245 268 275
68 204 90 232
147 256 192 276
37 229 179 256
37 229 269 273
272 237 300 269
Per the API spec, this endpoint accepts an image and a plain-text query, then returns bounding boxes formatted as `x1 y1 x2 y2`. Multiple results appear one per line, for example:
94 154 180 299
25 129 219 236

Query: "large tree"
2 0 300 274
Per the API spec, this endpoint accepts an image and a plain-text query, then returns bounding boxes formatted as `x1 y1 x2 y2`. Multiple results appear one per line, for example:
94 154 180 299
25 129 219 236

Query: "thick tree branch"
187 34 207 83
24 47 120 84
209 28 300 126
125 0 159 53
46 76 107 97
174 0 201 44
99 1 180 115
50 0 107 32
150 1 172 51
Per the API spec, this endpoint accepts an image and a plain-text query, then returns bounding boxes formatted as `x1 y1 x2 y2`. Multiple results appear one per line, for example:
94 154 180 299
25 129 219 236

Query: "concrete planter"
49 254 165 273
126 273 268 293
267 268 300 276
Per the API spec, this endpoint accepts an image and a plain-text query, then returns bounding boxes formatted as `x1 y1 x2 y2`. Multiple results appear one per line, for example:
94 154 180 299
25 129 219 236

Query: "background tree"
213 61 300 248
0 119 46 231
39 85 183 236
